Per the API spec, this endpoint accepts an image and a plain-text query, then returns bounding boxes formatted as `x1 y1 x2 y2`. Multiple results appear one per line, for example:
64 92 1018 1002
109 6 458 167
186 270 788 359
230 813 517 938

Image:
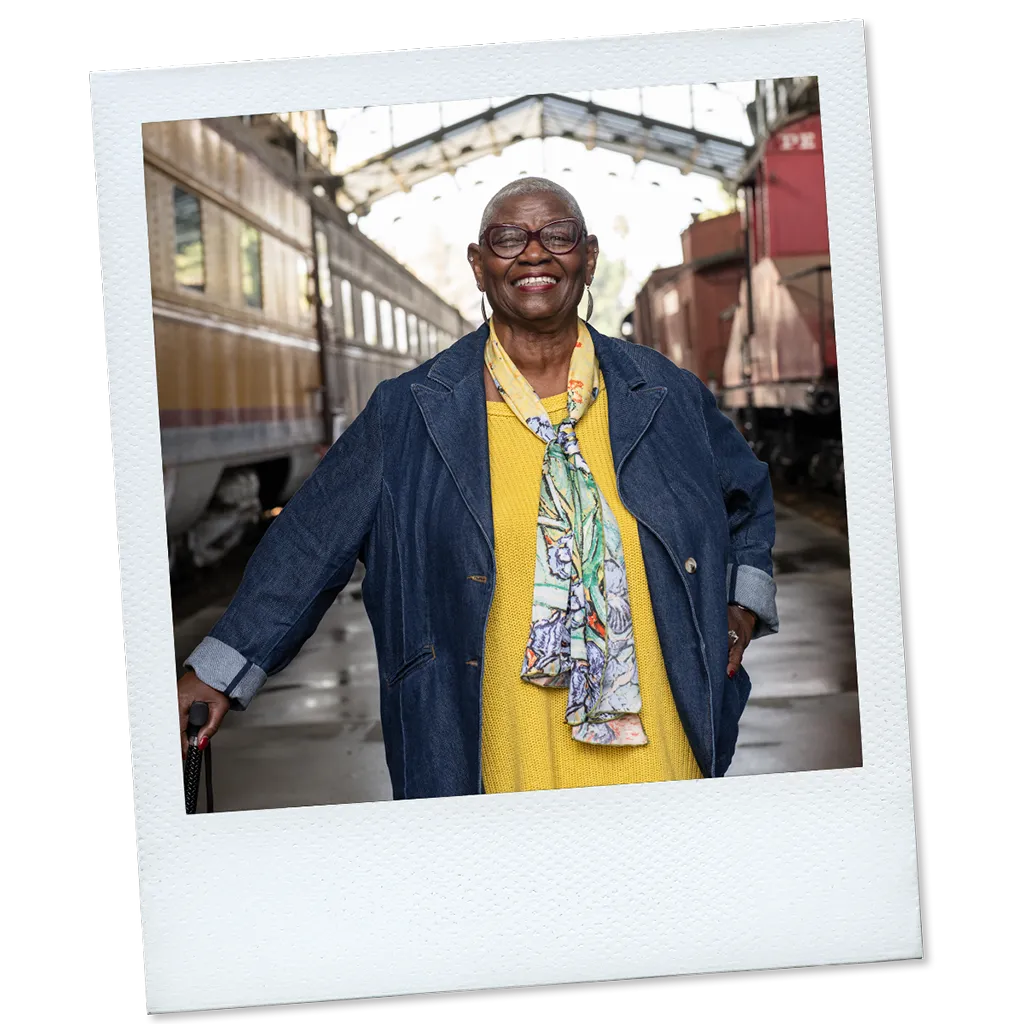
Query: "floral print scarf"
485 318 648 746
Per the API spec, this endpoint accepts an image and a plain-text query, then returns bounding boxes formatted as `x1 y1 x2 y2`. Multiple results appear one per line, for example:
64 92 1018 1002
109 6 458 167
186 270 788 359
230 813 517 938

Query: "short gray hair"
478 177 587 238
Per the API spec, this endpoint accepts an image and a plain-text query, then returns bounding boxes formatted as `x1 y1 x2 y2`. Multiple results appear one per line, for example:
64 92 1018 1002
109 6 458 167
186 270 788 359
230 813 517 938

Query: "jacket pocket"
385 643 435 690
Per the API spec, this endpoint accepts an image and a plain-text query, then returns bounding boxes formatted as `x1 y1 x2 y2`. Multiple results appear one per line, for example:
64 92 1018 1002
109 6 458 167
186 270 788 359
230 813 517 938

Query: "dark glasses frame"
480 218 584 259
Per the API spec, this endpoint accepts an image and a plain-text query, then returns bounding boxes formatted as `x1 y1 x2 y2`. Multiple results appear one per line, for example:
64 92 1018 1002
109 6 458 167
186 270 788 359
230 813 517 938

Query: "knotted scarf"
485 318 648 746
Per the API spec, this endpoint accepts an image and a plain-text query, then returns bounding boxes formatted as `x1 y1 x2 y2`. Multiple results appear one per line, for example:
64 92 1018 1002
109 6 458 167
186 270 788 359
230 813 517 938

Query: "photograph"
90 23 921 1011
151 76 862 810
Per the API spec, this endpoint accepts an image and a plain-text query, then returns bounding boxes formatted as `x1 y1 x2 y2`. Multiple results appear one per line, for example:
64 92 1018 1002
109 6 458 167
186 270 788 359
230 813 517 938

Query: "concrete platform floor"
728 506 861 777
174 503 861 812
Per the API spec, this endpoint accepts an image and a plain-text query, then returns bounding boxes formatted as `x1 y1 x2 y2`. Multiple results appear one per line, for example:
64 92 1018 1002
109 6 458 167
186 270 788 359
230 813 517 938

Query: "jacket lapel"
590 327 667 478
411 325 495 552
410 323 664 553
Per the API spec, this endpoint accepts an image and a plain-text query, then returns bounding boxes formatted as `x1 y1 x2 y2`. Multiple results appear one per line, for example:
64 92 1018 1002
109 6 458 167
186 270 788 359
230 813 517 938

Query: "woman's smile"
512 273 559 292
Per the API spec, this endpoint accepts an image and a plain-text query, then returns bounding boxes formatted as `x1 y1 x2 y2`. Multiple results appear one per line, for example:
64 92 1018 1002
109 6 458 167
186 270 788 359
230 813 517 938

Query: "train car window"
361 289 378 345
172 186 205 291
240 224 263 309
407 313 419 355
379 299 395 350
394 306 408 354
340 279 355 339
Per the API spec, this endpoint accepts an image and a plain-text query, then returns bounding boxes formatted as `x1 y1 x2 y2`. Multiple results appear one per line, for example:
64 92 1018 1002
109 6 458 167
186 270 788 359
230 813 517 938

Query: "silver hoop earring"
480 293 490 323
585 285 594 321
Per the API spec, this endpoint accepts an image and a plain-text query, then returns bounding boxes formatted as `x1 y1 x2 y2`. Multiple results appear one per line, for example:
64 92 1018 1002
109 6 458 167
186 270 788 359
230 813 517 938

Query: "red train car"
632 211 746 388
720 81 841 492
631 78 841 492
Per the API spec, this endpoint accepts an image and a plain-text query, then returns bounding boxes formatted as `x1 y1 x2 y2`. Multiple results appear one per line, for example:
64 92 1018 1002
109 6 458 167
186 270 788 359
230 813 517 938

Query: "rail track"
769 474 847 536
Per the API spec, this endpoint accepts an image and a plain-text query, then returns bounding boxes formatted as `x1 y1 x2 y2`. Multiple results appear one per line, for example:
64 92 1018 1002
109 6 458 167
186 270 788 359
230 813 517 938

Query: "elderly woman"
177 177 778 799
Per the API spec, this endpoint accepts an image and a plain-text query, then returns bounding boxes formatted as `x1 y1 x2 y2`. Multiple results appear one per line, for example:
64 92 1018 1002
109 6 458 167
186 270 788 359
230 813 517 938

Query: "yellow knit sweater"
481 380 703 793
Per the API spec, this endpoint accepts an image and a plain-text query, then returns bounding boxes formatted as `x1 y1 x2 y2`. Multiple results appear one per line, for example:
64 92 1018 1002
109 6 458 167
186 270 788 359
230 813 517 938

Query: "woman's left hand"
727 604 757 678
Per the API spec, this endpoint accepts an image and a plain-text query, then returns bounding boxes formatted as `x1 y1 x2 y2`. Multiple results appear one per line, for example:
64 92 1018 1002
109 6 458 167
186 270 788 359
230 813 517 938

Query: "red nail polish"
727 667 736 678
198 736 209 751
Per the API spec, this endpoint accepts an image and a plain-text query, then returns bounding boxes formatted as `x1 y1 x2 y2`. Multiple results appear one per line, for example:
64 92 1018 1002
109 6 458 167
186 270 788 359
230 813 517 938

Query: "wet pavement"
173 504 861 811
729 505 861 777
175 574 392 811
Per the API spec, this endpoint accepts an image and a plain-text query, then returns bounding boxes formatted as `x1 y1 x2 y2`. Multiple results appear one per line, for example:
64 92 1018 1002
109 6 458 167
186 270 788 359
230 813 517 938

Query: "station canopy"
334 93 752 215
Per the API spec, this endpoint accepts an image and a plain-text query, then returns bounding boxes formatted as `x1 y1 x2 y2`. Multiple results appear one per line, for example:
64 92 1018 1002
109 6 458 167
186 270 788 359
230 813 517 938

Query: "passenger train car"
143 113 470 572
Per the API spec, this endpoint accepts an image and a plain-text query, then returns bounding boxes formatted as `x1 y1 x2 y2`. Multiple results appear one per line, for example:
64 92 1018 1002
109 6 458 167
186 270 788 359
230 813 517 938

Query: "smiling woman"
468 180 596 355
177 175 779 799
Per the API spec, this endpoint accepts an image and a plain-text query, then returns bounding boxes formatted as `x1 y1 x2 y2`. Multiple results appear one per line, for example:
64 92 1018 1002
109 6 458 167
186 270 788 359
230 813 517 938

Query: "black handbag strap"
203 742 214 813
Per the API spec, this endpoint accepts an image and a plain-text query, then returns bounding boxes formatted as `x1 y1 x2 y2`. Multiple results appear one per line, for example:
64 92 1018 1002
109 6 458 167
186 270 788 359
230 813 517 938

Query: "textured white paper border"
91 20 920 1014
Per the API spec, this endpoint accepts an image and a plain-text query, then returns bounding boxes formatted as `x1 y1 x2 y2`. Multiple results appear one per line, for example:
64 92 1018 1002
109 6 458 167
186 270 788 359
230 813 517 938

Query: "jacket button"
684 557 697 574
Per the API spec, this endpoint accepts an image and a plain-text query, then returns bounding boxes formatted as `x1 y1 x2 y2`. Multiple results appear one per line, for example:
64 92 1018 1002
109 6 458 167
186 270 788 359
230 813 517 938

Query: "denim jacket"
186 323 778 798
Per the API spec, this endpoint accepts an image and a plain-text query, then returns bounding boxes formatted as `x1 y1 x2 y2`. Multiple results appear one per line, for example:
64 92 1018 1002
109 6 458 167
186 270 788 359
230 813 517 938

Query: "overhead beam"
333 92 752 211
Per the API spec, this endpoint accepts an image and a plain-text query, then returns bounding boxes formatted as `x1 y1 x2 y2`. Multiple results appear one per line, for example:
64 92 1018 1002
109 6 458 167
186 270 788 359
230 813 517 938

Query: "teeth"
514 276 557 287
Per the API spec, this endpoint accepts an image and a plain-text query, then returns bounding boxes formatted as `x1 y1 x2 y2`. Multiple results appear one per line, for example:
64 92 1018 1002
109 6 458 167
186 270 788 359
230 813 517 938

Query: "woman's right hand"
177 671 231 758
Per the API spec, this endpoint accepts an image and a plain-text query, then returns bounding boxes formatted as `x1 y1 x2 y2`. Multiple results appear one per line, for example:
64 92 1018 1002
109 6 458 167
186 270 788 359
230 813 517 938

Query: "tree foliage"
587 254 630 338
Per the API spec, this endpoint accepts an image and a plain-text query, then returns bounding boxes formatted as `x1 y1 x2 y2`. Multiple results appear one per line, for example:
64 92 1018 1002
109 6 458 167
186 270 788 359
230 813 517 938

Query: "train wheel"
807 451 824 488
768 444 802 484
185 469 262 569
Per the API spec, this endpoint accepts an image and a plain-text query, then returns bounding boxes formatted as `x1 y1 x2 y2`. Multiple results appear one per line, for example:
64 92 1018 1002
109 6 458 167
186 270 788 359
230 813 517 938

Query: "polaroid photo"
91 20 921 1013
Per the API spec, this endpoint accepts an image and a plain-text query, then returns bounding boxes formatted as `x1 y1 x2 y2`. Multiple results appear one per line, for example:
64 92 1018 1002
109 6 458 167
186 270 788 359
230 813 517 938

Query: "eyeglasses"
481 219 583 259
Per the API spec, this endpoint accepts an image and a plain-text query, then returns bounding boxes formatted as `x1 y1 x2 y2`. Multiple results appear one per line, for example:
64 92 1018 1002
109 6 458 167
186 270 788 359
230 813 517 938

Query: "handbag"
183 702 214 814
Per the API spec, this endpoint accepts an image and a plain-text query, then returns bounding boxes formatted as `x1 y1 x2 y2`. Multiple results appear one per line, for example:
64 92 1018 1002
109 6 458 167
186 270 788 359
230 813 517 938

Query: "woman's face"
468 191 599 329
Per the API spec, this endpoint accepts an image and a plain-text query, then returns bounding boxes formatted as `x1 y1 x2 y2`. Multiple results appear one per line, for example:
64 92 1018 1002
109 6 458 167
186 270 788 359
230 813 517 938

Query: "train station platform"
728 505 861 777
173 502 860 811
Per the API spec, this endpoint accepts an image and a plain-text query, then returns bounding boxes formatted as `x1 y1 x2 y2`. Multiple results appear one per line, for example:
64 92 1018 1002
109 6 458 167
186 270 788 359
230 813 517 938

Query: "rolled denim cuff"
184 635 267 710
726 563 779 638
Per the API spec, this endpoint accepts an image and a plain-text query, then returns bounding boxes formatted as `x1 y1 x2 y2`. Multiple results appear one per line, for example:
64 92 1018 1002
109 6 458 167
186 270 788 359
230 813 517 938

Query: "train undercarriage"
740 406 843 494
164 451 315 580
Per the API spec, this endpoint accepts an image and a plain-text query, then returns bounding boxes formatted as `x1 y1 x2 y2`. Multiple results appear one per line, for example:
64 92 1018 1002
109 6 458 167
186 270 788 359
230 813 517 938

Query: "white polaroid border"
92 20 920 1014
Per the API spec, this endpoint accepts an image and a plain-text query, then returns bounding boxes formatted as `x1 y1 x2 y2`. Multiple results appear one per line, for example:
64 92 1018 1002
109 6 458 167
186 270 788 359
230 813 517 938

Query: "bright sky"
325 83 755 324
